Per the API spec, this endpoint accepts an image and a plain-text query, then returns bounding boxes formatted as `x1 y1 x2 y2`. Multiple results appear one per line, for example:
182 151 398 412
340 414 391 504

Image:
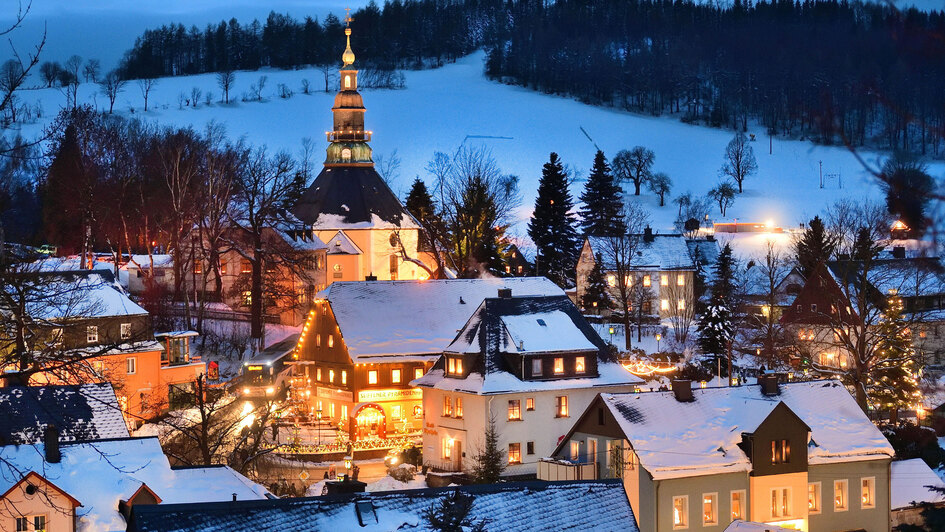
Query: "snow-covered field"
8 47 943 257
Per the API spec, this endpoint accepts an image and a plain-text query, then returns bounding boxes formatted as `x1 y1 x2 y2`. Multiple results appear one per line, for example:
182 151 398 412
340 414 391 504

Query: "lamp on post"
344 455 353 477
655 333 661 353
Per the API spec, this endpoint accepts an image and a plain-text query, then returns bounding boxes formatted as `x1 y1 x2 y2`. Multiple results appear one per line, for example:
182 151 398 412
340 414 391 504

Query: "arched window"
344 75 351 89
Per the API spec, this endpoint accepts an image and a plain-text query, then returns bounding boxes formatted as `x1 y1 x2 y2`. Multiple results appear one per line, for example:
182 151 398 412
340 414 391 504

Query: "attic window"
536 319 547 327
355 501 378 526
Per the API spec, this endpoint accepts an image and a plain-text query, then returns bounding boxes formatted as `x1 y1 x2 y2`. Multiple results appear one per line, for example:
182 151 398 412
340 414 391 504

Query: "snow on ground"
8 51 943 249
366 472 428 493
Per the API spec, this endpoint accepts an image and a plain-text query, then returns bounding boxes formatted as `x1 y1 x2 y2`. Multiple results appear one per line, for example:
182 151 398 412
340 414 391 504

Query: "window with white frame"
702 493 718 525
526 397 534 410
391 369 402 384
126 357 136 375
555 395 568 417
443 396 452 417
861 477 875 509
834 479 848 511
672 495 688 529
731 490 745 520
661 299 670 311
414 367 423 380
770 487 791 518
15 515 45 532
508 399 521 420
368 370 378 384
508 443 521 464
454 397 463 418
569 441 580 461
661 274 669 286
87 325 98 344
531 358 542 376
442 437 453 460
808 482 822 514
120 322 132 340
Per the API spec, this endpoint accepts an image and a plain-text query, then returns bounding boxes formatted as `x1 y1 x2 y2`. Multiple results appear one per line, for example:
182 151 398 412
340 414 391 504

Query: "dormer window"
575 357 586 374
447 357 463 377
553 358 564 374
771 439 790 464
531 358 542 376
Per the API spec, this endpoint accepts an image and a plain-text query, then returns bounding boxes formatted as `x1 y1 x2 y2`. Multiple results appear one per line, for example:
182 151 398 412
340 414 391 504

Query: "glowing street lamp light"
655 333 662 352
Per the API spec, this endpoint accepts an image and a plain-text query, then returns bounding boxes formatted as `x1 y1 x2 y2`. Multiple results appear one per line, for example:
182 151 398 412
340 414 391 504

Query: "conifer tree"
471 416 505 483
869 294 921 416
581 253 610 313
405 177 440 252
794 216 836 277
528 152 580 287
697 293 734 358
711 243 737 305
579 150 625 236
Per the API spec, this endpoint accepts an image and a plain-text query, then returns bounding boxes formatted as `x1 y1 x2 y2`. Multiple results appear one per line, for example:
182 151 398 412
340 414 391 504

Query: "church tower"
292 19 436 283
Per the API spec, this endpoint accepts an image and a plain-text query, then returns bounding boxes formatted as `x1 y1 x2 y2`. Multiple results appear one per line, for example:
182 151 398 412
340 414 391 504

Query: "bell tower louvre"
291 18 436 283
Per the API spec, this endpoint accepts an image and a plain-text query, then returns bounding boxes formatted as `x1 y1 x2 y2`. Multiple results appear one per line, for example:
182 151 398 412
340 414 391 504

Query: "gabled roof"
0 471 82 507
0 383 129 445
415 295 642 394
780 262 856 326
578 381 893 480
127 479 639 532
891 458 945 510
17 270 147 320
324 230 362 255
292 166 419 230
323 278 565 363
0 437 269 531
586 234 695 271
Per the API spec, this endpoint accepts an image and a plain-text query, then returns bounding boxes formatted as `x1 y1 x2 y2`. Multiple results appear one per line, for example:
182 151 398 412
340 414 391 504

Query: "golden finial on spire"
342 7 355 66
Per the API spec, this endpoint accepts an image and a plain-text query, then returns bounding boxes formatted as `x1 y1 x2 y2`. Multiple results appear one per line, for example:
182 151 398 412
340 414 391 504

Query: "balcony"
326 130 372 142
537 459 598 481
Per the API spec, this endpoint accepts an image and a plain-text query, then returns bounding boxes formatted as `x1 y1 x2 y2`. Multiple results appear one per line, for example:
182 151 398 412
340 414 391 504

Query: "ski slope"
9 50 941 256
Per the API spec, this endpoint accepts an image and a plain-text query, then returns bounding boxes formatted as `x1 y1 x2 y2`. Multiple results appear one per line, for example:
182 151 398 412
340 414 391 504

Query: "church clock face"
341 148 352 162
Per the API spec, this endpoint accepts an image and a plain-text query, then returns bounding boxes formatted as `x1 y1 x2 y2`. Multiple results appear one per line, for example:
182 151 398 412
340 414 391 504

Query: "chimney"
892 246 906 259
758 374 780 396
497 288 512 298
643 226 654 243
232 493 237 501
44 425 60 464
671 380 694 402
365 274 377 281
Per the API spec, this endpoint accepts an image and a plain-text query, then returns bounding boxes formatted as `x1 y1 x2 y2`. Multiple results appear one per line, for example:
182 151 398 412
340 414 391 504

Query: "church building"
292 23 435 284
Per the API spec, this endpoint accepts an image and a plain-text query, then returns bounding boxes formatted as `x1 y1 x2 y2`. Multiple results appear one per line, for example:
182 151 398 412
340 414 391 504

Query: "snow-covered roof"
324 278 565 363
293 166 419 231
127 479 639 532
20 271 147 320
324 230 362 255
32 257 114 272
126 255 173 270
587 234 695 271
891 458 945 510
0 384 129 445
596 380 893 480
416 295 642 394
0 437 269 532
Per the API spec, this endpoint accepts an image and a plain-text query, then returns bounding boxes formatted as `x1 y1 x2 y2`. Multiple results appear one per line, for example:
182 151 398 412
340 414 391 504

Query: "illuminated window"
643 275 651 287
570 441 580 461
677 299 686 310
87 325 98 344
508 443 521 464
455 397 463 418
328 335 334 348
368 370 378 384
553 358 564 374
448 357 463 376
240 259 251 273
517 265 523 274
341 404 347 420
731 490 745 520
316 334 322 347
526 397 534 411
16 516 45 532
771 487 791 518
442 437 453 459
329 369 335 383
702 493 717 525
219 260 227 275
508 399 521 420
661 274 669 286
672 495 688 529
414 367 423 379
575 357 586 374
677 274 685 286
455 358 463 374
120 323 131 340
861 477 875 509
555 395 568 417
316 368 322 381
606 274 617 287
126 357 136 375
808 482 821 514
241 291 252 306
661 299 670 311
391 369 402 384
341 371 347 385
531 358 542 376
330 403 335 417
771 439 790 464
344 75 351 89
443 396 452 417
193 261 202 274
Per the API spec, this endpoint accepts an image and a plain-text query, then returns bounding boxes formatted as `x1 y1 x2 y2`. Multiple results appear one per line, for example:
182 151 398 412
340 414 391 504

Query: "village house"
0 269 204 423
292 277 564 444
291 24 436 284
124 254 174 296
543 378 895 532
890 458 945 529
128 479 639 531
576 230 704 319
504 244 533 276
414 292 642 476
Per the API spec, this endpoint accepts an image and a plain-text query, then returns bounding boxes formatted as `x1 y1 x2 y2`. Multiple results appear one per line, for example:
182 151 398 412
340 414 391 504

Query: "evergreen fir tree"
697 293 734 358
869 294 921 415
711 243 737 305
851 226 881 262
795 216 836 277
579 150 625 236
405 177 440 252
581 253 610 313
423 490 485 531
527 152 580 287
471 416 505 483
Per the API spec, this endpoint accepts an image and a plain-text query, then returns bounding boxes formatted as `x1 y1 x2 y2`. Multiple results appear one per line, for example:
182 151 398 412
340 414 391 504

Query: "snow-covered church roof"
591 380 893 480
415 294 642 394
323 277 564 363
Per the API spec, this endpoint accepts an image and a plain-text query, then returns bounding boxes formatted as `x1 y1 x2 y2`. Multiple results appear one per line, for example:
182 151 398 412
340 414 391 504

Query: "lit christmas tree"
868 293 922 416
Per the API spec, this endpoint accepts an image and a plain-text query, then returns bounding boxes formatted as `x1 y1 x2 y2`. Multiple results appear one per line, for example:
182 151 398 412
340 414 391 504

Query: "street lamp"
344 455 353 477
655 333 661 353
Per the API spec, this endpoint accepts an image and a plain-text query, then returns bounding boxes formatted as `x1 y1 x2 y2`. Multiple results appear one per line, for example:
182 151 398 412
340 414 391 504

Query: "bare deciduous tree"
138 77 157 112
600 203 651 349
719 132 757 193
217 69 235 104
99 70 125 114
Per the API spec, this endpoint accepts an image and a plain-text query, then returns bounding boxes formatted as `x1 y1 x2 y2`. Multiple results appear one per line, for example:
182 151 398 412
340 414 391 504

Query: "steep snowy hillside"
9 51 941 254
